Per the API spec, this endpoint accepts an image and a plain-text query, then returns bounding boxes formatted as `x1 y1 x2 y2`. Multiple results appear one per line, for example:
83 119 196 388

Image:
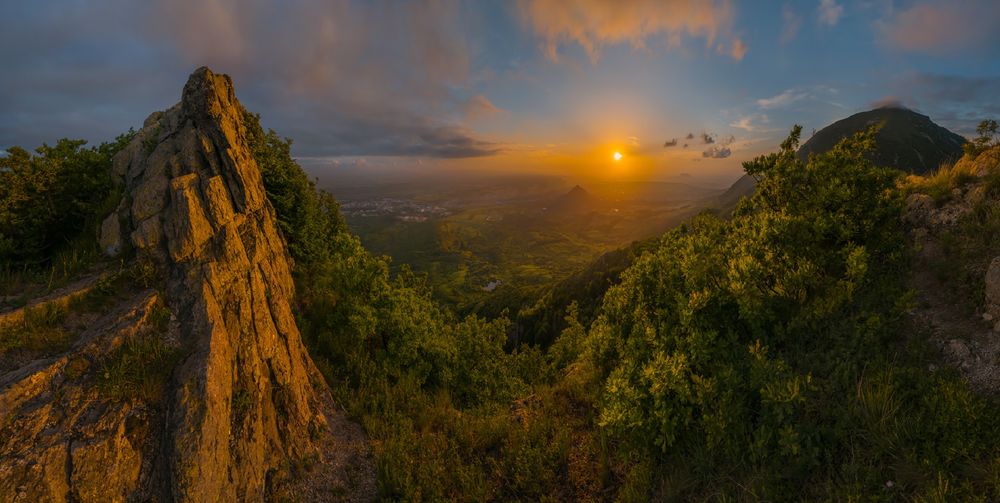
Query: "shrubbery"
0 133 134 268
582 127 1000 499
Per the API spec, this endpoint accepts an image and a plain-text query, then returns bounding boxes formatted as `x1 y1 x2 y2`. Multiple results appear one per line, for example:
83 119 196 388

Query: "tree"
0 131 133 266
964 119 998 156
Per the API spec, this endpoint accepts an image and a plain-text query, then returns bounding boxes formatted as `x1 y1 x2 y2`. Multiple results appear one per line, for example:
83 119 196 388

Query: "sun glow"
613 151 623 161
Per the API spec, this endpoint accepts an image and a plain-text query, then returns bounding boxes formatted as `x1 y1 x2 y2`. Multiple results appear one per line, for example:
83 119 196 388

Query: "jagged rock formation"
0 68 374 501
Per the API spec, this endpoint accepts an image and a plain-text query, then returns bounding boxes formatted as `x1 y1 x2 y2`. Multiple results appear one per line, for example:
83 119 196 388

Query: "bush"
0 132 134 268
583 126 999 498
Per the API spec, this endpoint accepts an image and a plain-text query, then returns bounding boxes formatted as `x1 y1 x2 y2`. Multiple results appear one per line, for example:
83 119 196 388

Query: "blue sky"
2 0 999 184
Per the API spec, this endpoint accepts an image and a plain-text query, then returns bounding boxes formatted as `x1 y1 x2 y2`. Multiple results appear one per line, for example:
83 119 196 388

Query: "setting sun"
613 151 623 161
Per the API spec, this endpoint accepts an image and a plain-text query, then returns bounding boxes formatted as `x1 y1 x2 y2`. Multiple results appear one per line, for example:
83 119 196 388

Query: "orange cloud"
516 0 746 63
464 95 502 119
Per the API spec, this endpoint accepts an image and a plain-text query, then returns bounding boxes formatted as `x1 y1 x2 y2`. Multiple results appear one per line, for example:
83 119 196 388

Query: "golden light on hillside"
613 151 623 161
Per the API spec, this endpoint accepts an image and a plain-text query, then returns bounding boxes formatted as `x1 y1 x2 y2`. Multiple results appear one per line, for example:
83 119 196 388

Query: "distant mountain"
713 174 757 212
549 184 601 214
716 107 968 212
799 106 966 174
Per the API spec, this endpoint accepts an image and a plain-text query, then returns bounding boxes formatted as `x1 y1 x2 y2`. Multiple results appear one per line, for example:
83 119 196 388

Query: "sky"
2 0 999 185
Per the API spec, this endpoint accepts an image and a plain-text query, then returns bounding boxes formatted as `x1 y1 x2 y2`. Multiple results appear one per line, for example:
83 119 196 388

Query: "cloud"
869 97 908 110
725 38 747 60
0 0 503 159
516 0 747 63
887 73 1000 135
781 4 802 43
757 89 808 109
663 138 678 147
730 114 769 131
685 132 695 140
878 1 1000 56
702 146 732 158
701 132 715 144
818 0 844 26
755 86 839 110
464 95 502 119
628 136 641 147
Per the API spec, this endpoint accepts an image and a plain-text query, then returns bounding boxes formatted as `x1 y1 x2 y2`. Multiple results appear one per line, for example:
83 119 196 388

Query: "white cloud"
730 114 769 131
818 0 844 26
756 86 838 110
757 89 808 109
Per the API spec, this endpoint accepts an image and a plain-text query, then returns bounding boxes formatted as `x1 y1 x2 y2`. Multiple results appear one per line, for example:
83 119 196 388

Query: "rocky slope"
903 146 1000 394
0 68 373 501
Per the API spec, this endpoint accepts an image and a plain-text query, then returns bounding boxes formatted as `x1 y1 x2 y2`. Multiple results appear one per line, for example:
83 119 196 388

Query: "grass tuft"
97 333 181 401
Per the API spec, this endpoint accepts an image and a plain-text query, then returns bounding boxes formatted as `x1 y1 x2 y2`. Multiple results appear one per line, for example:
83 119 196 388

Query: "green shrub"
0 131 134 268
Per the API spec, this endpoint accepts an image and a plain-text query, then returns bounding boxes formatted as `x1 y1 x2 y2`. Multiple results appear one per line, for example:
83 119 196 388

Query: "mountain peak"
799 107 966 174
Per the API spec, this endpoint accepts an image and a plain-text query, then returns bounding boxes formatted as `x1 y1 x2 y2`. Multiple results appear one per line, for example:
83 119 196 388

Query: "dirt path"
907 231 1000 395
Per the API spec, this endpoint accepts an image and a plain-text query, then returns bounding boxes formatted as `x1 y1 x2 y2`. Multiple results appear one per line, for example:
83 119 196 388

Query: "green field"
337 178 719 315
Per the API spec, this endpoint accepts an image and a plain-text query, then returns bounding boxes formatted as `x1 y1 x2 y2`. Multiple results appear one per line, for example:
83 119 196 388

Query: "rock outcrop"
0 67 373 501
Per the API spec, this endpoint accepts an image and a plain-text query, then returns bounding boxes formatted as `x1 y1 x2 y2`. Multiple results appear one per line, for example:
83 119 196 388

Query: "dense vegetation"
246 110 1000 500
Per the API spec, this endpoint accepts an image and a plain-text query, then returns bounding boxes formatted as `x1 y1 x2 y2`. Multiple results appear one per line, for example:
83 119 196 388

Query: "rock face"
0 67 373 501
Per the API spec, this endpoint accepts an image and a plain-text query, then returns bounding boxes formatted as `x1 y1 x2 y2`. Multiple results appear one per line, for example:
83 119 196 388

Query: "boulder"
98 213 122 257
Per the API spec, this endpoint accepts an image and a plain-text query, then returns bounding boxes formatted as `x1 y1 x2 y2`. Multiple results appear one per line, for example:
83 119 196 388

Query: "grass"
0 255 166 358
98 334 180 401
0 233 106 306
902 160 980 204
97 301 181 402
317 354 616 502
0 302 71 355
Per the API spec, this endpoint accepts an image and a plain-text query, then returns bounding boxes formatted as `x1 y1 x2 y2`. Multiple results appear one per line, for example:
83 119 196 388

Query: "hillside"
800 106 967 174
716 107 968 213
